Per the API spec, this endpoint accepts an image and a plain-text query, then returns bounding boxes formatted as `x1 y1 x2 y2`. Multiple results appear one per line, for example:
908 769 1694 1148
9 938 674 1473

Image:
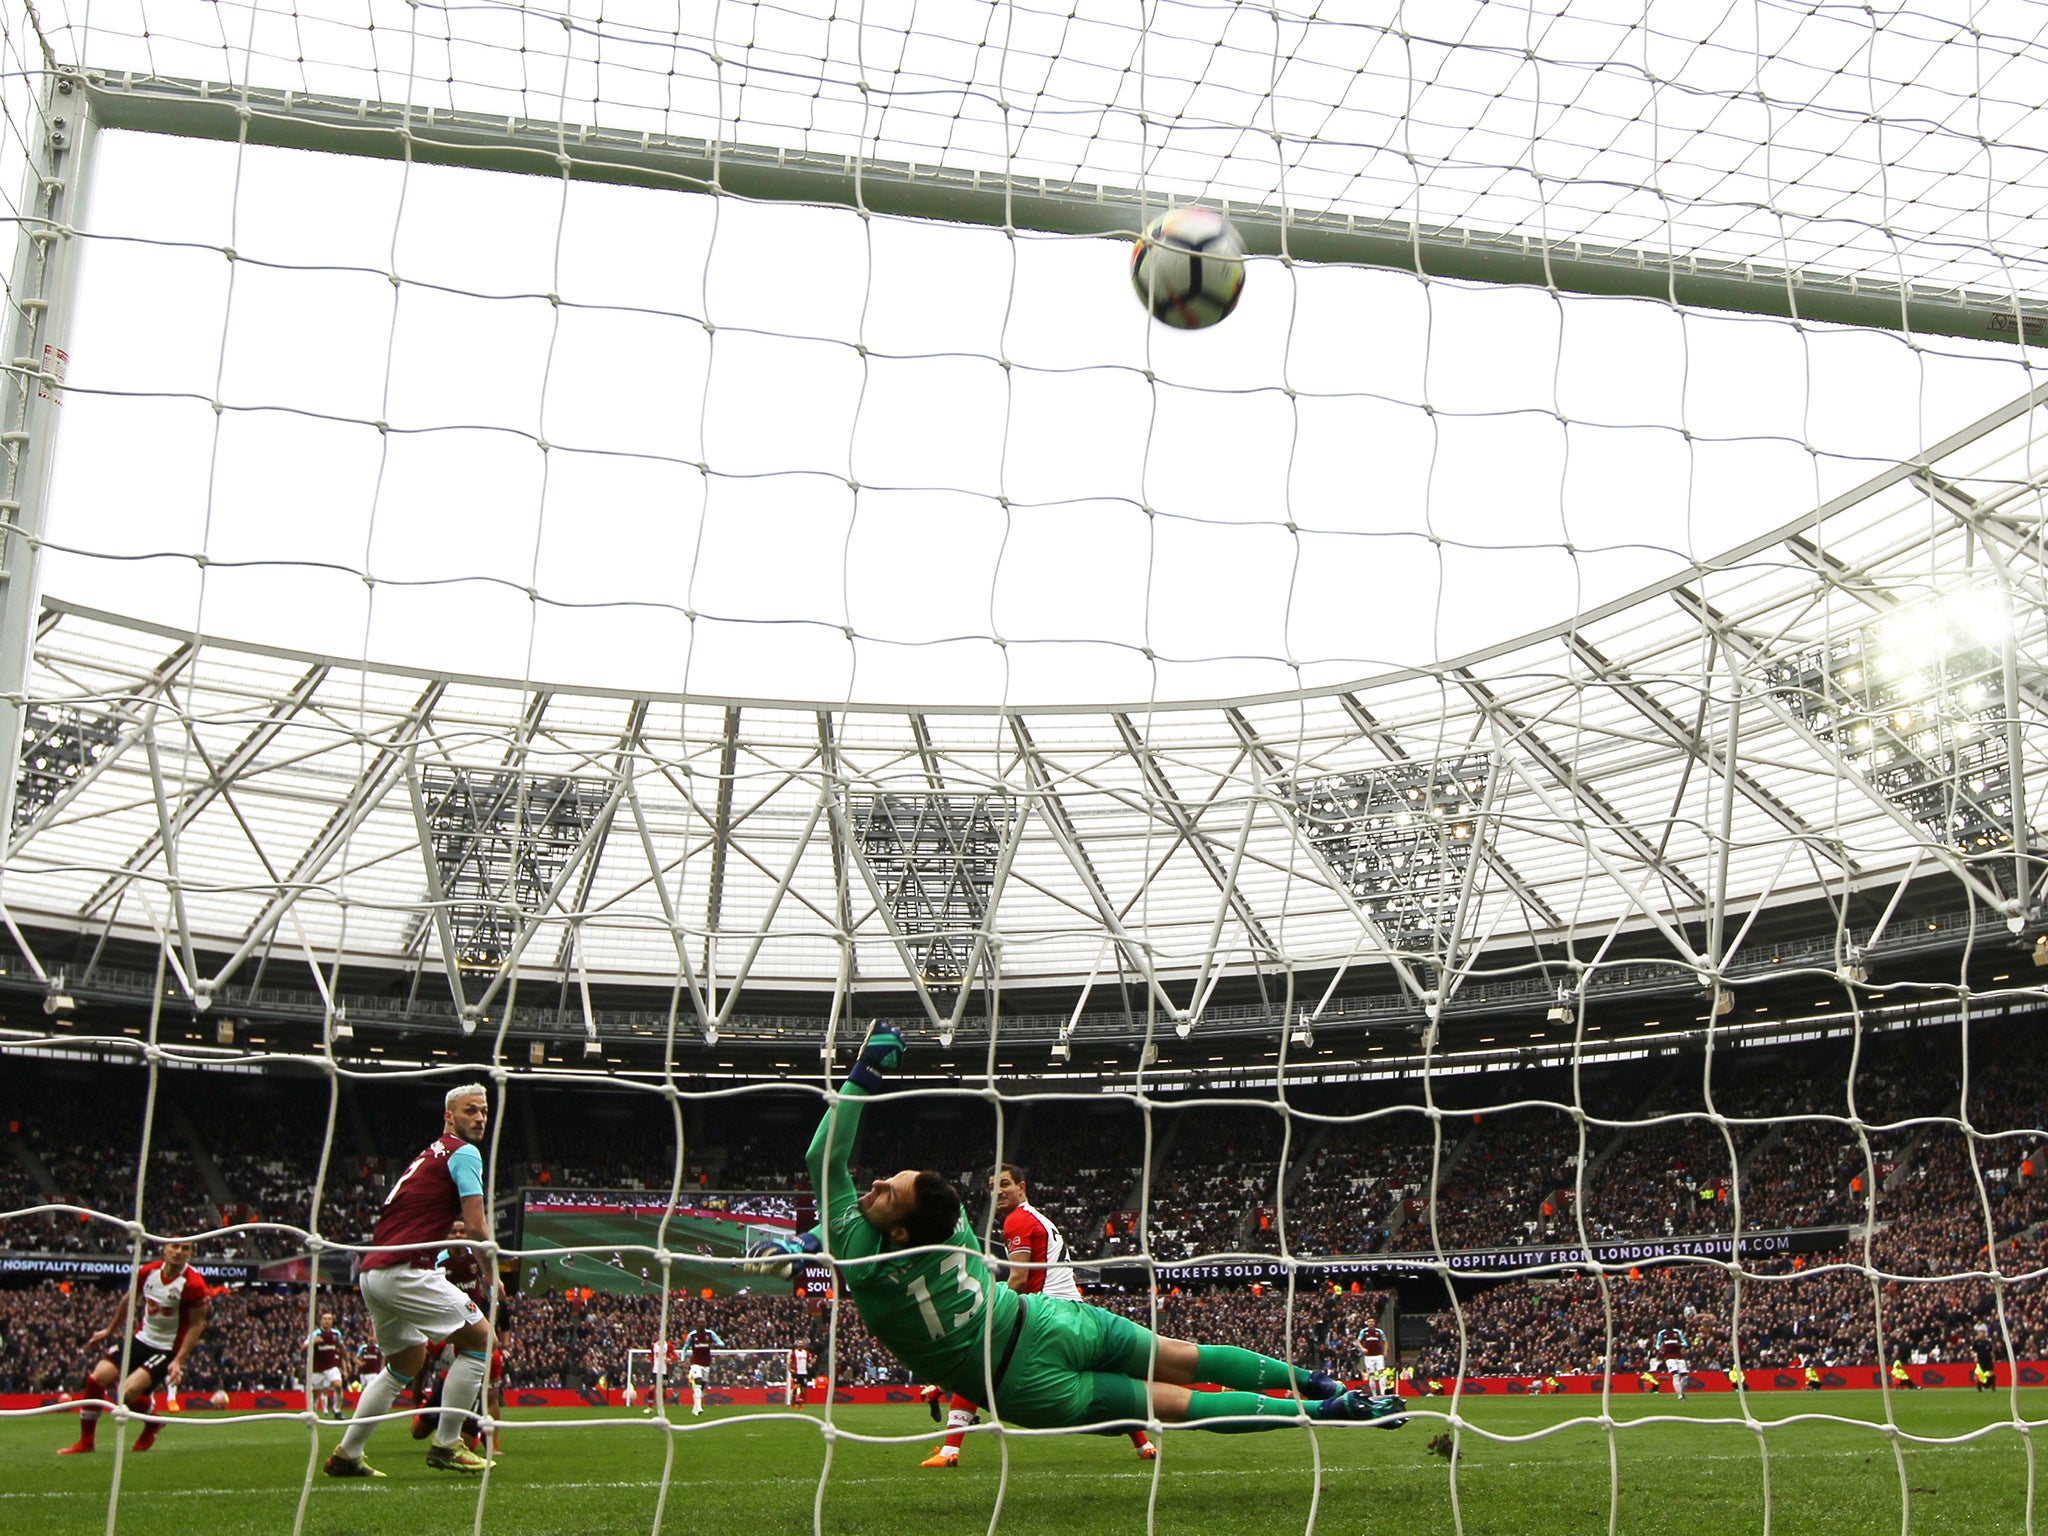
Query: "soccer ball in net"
210 1390 230 1409
1129 206 1247 329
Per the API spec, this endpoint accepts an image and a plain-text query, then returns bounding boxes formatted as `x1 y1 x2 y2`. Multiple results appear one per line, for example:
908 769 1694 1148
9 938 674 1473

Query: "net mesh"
0 0 2045 1532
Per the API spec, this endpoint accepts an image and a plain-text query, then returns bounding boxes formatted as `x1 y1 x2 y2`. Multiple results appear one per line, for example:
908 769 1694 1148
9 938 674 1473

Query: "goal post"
0 70 100 845
76 70 2048 348
625 1347 792 1407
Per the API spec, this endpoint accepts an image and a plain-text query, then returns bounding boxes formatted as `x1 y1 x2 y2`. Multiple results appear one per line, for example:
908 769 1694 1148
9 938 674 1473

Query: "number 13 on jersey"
907 1250 985 1341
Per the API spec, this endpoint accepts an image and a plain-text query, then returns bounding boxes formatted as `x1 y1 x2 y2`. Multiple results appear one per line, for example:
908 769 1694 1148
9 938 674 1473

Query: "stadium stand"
6 1015 2048 1395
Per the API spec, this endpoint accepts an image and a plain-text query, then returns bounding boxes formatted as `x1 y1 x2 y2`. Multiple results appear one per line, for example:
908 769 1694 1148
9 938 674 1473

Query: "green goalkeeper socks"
1180 1389 1310 1433
1191 1345 1312 1396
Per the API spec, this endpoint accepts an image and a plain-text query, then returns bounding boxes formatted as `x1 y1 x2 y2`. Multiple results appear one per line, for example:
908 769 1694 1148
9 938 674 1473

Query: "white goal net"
0 2 2044 1535
625 1348 792 1407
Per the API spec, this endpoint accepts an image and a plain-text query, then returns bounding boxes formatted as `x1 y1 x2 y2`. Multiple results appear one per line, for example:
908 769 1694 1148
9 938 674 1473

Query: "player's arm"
805 1027 903 1261
88 1287 133 1345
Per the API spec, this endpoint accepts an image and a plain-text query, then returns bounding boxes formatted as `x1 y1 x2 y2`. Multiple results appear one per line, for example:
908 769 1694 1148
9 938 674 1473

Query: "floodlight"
1545 989 1576 1025
1764 596 2025 891
528 1040 547 1065
14 704 122 830
1049 1039 1071 1062
848 791 1013 994
420 768 608 978
216 1017 235 1045
41 990 74 1017
584 1038 603 1057
1289 1019 1315 1049
1288 755 1494 954
2033 935 2048 970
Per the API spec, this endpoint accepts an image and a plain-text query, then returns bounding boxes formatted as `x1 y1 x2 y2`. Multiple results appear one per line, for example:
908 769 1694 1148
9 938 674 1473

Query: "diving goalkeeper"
808 1027 1404 1433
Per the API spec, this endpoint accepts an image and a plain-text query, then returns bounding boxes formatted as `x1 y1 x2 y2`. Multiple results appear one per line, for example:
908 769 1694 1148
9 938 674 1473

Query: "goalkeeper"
807 1027 1403 1434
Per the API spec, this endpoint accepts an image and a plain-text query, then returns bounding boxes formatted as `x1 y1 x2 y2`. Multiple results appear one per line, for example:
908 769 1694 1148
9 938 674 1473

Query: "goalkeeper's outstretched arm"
804 1027 904 1262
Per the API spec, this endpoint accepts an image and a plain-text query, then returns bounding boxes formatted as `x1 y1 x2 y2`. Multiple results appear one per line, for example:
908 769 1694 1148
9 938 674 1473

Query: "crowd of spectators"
4 1016 2047 1394
1408 1220 2048 1381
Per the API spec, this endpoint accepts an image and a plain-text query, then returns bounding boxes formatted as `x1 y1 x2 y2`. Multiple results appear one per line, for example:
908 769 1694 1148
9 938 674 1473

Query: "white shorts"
360 1265 486 1355
1663 1359 1688 1376
689 1363 710 1384
1360 1354 1386 1376
309 1368 343 1391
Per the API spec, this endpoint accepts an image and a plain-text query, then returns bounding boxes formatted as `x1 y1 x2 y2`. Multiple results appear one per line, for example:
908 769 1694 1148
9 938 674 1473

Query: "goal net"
625 1347 792 1408
0 0 2043 1533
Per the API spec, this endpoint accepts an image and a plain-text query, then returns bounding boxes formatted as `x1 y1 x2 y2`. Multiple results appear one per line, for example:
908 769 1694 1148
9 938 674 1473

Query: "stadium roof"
7 382 2044 1050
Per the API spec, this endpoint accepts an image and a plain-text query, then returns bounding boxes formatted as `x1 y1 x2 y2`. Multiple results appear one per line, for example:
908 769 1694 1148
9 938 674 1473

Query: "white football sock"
338 1367 407 1459
435 1352 488 1447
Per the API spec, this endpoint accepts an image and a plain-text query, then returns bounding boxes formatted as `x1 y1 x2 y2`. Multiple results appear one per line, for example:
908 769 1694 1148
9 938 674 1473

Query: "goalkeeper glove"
742 1230 823 1275
846 1026 905 1093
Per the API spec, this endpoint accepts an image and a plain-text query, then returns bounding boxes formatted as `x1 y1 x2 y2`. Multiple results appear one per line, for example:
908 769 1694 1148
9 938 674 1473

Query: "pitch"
0 1391 2039 1536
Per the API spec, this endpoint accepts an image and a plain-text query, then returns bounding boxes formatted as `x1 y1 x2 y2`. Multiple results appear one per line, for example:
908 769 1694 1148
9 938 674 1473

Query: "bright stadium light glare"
1764 587 2033 893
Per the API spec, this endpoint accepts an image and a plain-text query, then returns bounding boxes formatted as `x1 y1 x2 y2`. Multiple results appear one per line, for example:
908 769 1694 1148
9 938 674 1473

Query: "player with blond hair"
325 1083 497 1478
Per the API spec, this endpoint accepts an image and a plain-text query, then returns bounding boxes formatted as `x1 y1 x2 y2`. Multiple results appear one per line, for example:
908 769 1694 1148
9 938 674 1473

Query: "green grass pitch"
1 1391 2041 1536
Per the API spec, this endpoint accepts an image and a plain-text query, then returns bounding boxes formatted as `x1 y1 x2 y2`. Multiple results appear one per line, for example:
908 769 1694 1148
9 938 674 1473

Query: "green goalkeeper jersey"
806 1083 1020 1394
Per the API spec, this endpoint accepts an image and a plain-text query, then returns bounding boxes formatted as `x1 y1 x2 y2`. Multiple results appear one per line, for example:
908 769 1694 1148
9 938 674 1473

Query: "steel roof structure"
7 383 2044 1053
4 2 2048 1068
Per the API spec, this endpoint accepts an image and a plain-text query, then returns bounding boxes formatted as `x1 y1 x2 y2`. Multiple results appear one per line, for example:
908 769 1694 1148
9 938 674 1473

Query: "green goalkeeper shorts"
989 1295 1157 1430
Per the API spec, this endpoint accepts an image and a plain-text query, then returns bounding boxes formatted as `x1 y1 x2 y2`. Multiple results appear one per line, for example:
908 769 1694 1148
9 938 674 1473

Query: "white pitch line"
0 1442 2015 1501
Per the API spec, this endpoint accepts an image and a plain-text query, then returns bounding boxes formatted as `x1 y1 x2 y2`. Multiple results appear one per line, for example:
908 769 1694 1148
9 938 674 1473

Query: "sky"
26 0 2048 708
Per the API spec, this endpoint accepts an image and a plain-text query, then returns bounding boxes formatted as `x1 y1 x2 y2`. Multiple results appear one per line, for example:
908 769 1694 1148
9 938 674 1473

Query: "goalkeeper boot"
1300 1372 1346 1401
920 1446 960 1468
1315 1391 1408 1428
426 1442 495 1473
323 1452 386 1479
921 1384 945 1423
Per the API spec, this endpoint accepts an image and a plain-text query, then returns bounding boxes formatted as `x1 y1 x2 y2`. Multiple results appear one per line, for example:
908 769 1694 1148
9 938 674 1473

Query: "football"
1130 206 1247 329
210 1390 230 1408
